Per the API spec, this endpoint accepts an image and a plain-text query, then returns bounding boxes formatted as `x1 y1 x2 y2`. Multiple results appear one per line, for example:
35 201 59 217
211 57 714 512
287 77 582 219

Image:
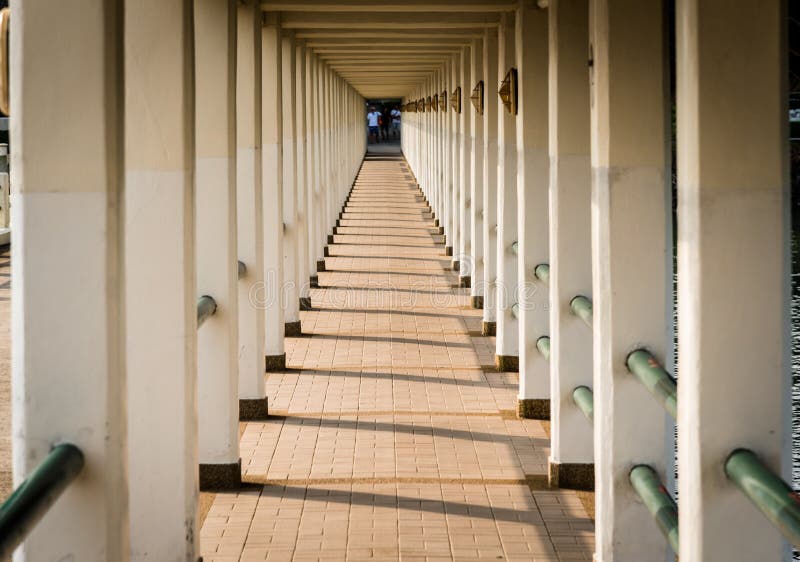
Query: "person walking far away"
367 106 381 144
380 106 391 141
391 106 401 139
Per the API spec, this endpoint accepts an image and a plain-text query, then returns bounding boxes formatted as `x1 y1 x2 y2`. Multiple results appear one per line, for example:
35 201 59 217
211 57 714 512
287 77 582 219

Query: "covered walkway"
200 149 593 561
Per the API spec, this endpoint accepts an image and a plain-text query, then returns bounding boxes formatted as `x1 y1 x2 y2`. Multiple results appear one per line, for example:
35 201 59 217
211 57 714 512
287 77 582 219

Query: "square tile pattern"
201 153 594 560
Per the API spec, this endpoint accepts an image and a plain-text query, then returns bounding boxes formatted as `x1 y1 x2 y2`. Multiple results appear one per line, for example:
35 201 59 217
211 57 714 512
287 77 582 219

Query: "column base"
332 226 338 234
445 246 453 256
495 354 519 372
434 218 439 226
323 246 330 257
239 398 269 421
309 275 319 288
285 321 302 337
481 321 496 336
438 226 445 235
316 259 326 272
459 276 471 289
471 295 483 309
548 461 594 491
327 234 334 244
199 459 241 490
265 353 286 372
299 297 312 311
452 260 460 272
518 398 550 420
339 211 344 219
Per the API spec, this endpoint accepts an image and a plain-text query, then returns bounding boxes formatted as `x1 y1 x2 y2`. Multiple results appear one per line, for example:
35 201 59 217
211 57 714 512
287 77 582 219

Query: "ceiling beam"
262 0 515 12
278 12 500 30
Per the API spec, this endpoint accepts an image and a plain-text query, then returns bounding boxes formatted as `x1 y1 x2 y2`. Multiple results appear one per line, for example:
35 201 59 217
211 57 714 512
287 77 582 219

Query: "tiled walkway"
200 149 594 561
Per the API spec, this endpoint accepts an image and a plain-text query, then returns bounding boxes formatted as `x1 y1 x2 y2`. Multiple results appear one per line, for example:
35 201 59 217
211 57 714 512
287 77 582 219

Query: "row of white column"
402 1 788 560
10 1 365 560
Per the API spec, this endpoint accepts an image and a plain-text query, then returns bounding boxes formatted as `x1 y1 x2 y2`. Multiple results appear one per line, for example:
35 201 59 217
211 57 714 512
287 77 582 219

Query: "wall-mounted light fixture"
470 81 484 115
439 90 448 112
433 94 440 112
498 68 518 115
426 96 432 111
418 99 424 113
450 87 462 114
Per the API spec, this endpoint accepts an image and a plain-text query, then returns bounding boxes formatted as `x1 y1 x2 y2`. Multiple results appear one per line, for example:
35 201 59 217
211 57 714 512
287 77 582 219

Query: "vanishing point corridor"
199 148 594 561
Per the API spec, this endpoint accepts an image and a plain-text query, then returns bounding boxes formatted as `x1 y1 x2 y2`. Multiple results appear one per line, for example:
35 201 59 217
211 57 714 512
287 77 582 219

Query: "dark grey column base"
482 321 496 336
199 459 241 490
239 398 269 421
438 226 445 235
518 398 550 420
549 461 594 491
323 246 330 257
459 276 471 289
310 275 319 288
285 321 302 337
445 246 453 257
434 218 439 226
265 353 286 372
327 234 334 244
332 226 338 234
316 259 326 272
452 260 460 272
471 295 483 309
299 297 312 311
339 211 344 219
335 219 341 227
495 354 519 372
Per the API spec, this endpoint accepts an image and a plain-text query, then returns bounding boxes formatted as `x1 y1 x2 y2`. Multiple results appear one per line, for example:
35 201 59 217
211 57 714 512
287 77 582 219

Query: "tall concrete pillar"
295 41 310 310
194 0 240 489
516 3 549 416
676 1 788 560
305 51 319 285
449 56 460 262
481 26 499 337
125 0 197 557
590 1 672 559
236 0 267 420
546 0 593 487
262 15 286 372
458 45 472 285
469 38 485 309
281 32 301 337
11 2 128 558
495 13 519 372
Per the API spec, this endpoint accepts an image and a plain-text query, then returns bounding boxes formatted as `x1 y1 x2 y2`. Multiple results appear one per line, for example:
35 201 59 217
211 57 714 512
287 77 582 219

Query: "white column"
458 45 472 286
590 1 672 559
262 16 286 371
546 0 593 487
236 0 267 420
305 51 319 286
516 2 550 416
281 32 301 337
676 1 788 560
482 26 500 337
11 2 128 559
495 13 519 372
195 0 240 488
295 41 310 311
450 55 460 264
125 0 197 557
469 38 485 309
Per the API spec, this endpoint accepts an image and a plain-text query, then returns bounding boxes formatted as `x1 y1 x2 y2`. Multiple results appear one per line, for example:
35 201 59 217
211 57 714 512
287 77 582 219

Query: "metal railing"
197 296 217 328
725 449 800 547
238 260 246 280
629 465 679 554
569 295 592 328
534 263 549 283
0 444 84 558
536 336 550 360
511 302 519 319
572 386 594 421
625 349 677 419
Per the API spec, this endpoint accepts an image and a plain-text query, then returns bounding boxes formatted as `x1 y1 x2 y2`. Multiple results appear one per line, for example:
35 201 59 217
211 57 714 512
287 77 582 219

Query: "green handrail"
0 444 84 559
625 349 677 419
536 336 550 360
511 302 519 319
570 295 592 328
511 241 518 255
630 465 679 554
725 449 800 547
534 263 549 284
572 386 594 422
238 260 246 280
197 295 217 328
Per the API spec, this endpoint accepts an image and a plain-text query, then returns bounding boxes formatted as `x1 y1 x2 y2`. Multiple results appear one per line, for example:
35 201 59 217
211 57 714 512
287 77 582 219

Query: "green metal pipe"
511 303 519 319
0 444 84 559
569 295 593 328
571 386 594 422
536 336 550 360
238 260 246 280
629 465 679 554
534 263 549 284
725 448 800 547
625 349 677 419
511 241 518 255
197 295 217 328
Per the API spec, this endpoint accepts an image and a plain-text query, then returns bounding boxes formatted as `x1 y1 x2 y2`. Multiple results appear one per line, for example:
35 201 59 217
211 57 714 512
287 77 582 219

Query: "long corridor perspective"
199 149 594 560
